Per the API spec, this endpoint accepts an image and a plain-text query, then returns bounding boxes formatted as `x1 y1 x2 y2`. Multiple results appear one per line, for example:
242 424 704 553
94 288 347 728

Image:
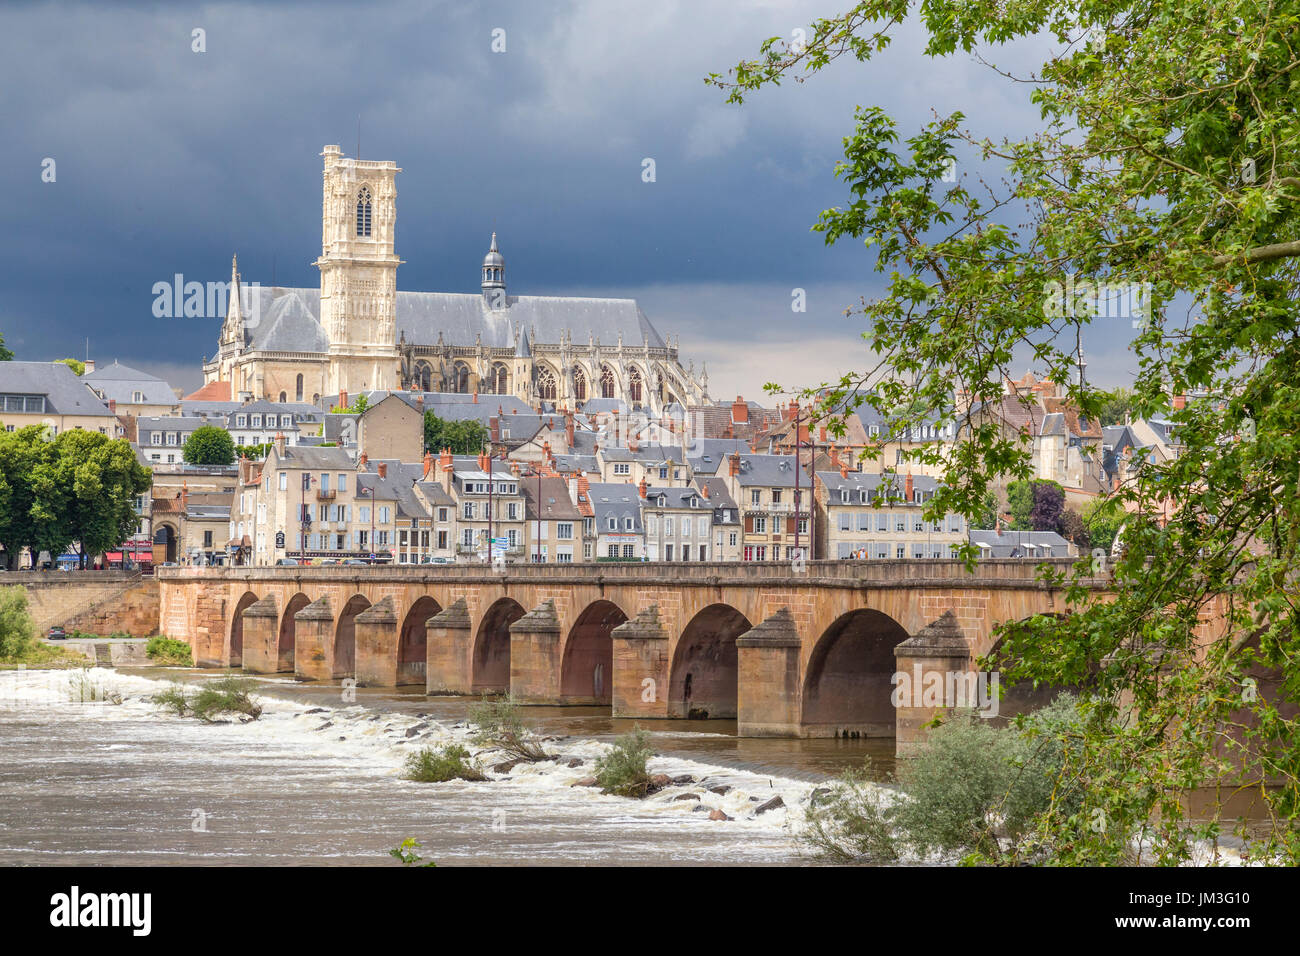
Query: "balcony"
316 489 336 501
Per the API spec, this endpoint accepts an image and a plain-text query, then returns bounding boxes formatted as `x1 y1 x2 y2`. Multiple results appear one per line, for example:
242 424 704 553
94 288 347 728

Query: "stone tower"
314 145 403 396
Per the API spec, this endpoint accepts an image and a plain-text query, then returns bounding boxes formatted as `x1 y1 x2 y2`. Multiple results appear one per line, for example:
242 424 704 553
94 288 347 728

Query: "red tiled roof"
183 380 232 401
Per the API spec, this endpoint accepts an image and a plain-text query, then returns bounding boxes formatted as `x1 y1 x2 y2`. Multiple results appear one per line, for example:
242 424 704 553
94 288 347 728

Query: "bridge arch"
228 590 259 668
669 603 751 718
277 592 311 673
560 600 628 704
802 608 909 737
474 597 526 693
983 613 1082 724
399 596 442 686
334 594 371 679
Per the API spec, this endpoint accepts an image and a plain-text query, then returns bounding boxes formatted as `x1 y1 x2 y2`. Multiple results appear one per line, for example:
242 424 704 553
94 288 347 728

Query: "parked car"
342 558 369 566
275 558 300 566
47 626 66 640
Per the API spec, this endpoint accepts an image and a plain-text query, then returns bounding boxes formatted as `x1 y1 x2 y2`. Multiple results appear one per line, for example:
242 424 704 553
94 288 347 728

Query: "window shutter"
744 515 754 533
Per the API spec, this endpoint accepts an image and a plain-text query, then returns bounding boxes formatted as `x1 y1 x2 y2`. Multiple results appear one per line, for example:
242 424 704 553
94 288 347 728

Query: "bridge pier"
240 595 281 674
354 597 398 686
736 608 803 737
611 606 669 718
426 599 473 695
893 610 972 755
293 595 335 682
509 600 564 704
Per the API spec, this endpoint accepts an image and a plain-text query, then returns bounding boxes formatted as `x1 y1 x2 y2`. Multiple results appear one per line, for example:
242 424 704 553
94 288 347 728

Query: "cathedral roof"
238 287 667 354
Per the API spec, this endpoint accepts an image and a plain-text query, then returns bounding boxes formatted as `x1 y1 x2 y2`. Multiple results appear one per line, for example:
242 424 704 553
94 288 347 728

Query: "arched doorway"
802 608 909 737
669 604 751 718
277 592 310 673
228 591 259 669
398 596 441 685
474 598 525 692
334 595 371 679
153 523 177 564
560 600 628 704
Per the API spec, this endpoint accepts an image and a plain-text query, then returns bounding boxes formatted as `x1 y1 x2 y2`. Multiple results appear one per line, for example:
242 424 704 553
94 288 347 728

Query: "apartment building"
640 480 713 562
815 468 965 559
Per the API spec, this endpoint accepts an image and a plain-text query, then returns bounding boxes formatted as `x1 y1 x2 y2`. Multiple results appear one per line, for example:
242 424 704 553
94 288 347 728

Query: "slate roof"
642 486 710 511
817 470 940 501
587 482 644 532
969 529 1072 558
732 453 802 488
687 437 753 473
83 361 179 407
237 287 667 353
0 361 115 417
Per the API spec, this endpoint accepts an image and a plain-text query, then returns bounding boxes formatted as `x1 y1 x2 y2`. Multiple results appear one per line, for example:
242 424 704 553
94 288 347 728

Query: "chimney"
510 460 520 476
839 457 848 479
359 452 368 467
818 424 827 443
699 482 710 499
416 393 425 412
422 450 433 480
638 476 648 499
568 476 578 504
473 389 478 404
273 432 286 457
84 359 96 374
905 472 914 500
565 410 575 448
728 452 740 477
107 399 116 414
441 447 454 494
1172 394 1186 410
378 461 387 480
731 396 749 425
338 390 348 410
628 438 639 453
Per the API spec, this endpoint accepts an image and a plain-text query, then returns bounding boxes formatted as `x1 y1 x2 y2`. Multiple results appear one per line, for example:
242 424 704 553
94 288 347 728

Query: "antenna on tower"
356 115 361 160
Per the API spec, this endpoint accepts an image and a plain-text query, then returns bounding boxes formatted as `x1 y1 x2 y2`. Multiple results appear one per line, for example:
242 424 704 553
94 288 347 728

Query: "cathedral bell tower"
314 144 403 396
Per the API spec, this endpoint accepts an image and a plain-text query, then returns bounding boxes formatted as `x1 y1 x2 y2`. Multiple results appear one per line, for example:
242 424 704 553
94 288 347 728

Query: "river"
0 667 892 866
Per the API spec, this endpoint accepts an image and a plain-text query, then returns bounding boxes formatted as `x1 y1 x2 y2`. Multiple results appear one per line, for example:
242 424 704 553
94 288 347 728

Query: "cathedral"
204 146 709 414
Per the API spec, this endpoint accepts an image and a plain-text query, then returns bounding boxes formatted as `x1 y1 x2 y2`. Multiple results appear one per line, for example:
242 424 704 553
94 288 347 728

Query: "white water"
0 668 820 865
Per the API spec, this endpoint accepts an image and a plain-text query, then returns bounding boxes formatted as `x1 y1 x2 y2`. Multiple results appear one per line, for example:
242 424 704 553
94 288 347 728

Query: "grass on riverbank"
0 585 82 668
145 636 192 666
403 744 487 783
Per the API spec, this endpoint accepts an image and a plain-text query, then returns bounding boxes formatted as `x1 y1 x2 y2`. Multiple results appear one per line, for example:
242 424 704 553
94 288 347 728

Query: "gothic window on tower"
629 367 643 405
600 366 615 399
356 185 373 237
492 364 507 394
454 362 470 393
573 366 587 402
537 366 557 402
295 374 304 403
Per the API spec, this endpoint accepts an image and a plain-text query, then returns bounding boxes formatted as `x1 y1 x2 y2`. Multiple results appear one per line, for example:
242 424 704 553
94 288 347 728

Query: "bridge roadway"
157 559 1088 743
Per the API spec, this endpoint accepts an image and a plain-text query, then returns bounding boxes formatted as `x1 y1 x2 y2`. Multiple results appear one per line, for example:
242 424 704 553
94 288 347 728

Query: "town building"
639 480 713 561
0 361 121 437
815 468 965 560
83 360 181 417
721 452 808 562
521 474 584 563
587 482 645 560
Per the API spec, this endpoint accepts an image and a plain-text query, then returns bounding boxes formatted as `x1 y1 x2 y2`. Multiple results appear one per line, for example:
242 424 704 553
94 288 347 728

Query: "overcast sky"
1 0 1141 399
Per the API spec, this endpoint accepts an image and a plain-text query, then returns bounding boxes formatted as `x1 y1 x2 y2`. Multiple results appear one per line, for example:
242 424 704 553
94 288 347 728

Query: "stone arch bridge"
157 560 1092 744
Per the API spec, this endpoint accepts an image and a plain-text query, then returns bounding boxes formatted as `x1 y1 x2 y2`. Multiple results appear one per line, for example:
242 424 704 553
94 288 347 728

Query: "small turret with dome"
481 232 506 307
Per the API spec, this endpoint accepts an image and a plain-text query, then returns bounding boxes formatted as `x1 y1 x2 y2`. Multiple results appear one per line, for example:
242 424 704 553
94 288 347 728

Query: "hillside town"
0 351 1177 569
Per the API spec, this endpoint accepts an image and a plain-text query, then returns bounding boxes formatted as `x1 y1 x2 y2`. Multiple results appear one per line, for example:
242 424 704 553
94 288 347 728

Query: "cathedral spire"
222 253 244 347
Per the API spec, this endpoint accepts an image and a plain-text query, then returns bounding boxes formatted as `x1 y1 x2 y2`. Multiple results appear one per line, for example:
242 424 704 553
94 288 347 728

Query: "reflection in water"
0 667 896 866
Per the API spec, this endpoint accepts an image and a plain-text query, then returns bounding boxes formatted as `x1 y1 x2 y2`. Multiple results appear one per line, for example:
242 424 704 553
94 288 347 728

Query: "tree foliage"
715 0 1300 861
182 425 235 465
424 412 489 455
0 331 13 362
55 358 84 376
0 426 149 568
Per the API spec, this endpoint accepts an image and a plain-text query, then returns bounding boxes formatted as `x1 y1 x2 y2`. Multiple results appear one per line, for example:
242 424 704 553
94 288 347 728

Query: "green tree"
55 358 85 376
0 427 64 569
182 426 235 466
1081 497 1126 553
0 331 13 362
714 0 1300 861
1096 387 1134 426
973 490 998 530
424 412 488 454
49 430 152 568
331 393 369 414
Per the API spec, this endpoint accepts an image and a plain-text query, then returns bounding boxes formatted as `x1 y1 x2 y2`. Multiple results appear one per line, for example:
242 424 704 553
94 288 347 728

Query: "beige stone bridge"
157 560 1093 744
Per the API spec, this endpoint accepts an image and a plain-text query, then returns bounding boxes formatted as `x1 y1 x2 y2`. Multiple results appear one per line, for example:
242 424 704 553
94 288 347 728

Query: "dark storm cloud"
0 0 1137 398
